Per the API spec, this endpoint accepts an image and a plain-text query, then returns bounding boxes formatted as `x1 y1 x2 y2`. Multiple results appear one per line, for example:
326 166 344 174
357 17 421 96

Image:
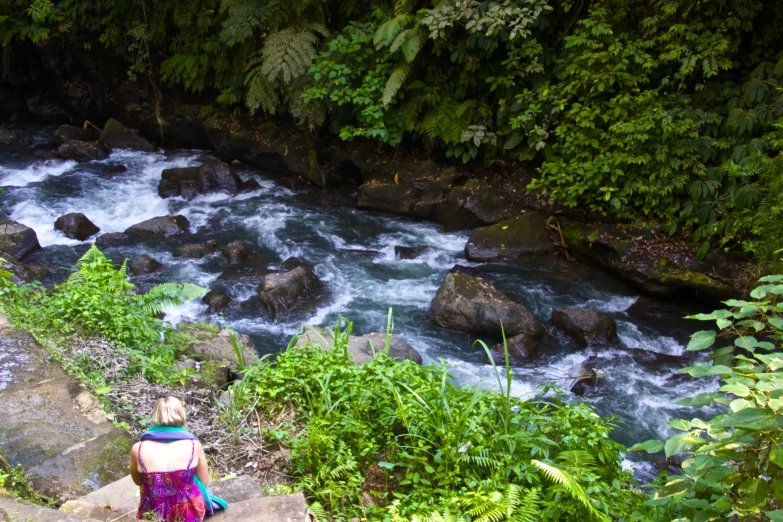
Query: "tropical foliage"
634 272 783 521
2 0 783 260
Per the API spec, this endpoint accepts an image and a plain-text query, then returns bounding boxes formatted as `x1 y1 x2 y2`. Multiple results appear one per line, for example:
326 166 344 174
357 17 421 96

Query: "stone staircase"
0 315 310 521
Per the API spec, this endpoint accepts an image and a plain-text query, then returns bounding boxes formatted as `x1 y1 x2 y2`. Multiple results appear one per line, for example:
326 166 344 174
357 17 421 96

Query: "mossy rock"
465 212 554 261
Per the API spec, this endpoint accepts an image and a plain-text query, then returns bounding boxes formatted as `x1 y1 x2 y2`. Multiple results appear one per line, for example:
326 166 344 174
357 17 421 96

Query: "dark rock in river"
105 164 128 175
488 334 541 365
54 213 100 241
94 232 131 249
560 219 740 302
222 241 252 264
32 150 57 161
0 127 31 147
128 254 164 275
0 220 41 259
202 289 233 314
173 241 219 259
257 265 322 320
54 124 99 143
551 308 618 346
395 246 430 260
25 95 70 124
569 357 605 396
465 212 554 261
431 272 543 338
57 140 108 162
239 178 261 193
0 253 49 284
125 215 190 239
280 257 313 271
97 118 154 152
158 162 243 200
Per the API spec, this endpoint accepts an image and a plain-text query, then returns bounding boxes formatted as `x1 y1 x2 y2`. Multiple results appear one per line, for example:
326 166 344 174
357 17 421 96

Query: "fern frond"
259 28 319 84
383 62 411 106
374 14 413 48
245 74 281 115
532 460 610 522
402 28 426 62
143 282 206 315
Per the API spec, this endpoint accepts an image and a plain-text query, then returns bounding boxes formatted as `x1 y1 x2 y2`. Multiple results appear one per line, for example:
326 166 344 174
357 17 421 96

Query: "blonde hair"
151 396 186 427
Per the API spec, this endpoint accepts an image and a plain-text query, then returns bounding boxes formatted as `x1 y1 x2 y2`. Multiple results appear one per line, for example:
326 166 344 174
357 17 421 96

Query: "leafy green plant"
633 272 783 521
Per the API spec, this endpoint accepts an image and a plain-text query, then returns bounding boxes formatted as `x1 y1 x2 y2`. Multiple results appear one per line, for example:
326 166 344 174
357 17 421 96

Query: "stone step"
62 474 268 521
211 493 308 522
0 493 102 522
0 329 115 468
26 428 135 503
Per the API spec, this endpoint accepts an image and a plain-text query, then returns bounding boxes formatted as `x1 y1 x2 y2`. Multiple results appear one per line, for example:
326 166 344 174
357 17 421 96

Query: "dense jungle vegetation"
2 0 783 264
1 247 783 521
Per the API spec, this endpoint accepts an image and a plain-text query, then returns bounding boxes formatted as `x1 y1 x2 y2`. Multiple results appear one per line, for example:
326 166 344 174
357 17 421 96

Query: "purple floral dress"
136 440 206 522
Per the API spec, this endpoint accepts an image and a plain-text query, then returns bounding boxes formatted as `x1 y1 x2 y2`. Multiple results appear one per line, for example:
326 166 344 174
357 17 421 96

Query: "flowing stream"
0 131 718 481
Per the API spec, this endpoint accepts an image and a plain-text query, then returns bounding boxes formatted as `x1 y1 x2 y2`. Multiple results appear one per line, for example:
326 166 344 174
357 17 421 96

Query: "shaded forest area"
2 0 783 263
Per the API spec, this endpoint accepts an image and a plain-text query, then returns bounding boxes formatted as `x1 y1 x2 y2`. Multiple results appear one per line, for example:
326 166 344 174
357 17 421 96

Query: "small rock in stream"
54 213 101 241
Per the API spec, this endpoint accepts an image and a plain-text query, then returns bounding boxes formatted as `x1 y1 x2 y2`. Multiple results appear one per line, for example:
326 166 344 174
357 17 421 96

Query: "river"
0 128 718 481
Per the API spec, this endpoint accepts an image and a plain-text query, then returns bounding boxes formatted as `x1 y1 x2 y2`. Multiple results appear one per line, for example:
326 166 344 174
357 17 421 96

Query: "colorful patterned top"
136 440 206 522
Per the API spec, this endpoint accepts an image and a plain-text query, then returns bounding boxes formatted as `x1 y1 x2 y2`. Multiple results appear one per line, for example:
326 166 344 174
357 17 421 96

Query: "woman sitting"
130 397 214 522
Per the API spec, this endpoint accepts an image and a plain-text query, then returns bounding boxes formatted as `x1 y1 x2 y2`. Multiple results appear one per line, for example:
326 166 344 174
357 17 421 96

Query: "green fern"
374 14 413 48
143 282 206 315
532 459 610 522
383 62 411 106
461 484 540 522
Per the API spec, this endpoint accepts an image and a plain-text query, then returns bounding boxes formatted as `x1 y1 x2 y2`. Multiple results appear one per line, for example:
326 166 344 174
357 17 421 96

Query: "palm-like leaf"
532 460 610 522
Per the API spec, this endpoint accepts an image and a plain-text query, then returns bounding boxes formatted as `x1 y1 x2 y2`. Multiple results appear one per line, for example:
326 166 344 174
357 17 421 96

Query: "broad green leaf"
729 398 753 412
759 275 783 283
738 478 770 509
653 477 691 499
667 418 691 431
378 462 396 469
719 382 750 397
716 318 732 329
770 448 783 469
665 433 695 458
735 336 759 350
689 310 732 320
766 510 783 522
676 392 723 408
750 285 775 299
769 317 783 330
724 299 751 307
683 363 733 377
712 407 777 430
629 439 664 453
686 330 716 351
95 386 113 395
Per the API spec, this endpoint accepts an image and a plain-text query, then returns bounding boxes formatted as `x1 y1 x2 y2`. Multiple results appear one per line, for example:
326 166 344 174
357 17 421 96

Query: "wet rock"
97 118 154 152
295 326 423 365
202 289 233 314
25 95 70 124
105 164 128 174
431 272 543 338
57 140 108 162
257 266 323 321
0 127 30 147
551 308 618 346
465 212 554 261
560 219 740 302
0 220 40 259
569 357 604 396
158 162 243 200
222 240 252 264
204 116 316 176
173 241 219 259
395 246 430 260
54 125 99 143
54 213 100 241
239 178 261 193
0 254 48 284
488 334 541 365
128 254 164 275
32 150 56 161
125 215 190 239
184 328 258 370
280 257 313 271
215 267 268 289
94 232 131 249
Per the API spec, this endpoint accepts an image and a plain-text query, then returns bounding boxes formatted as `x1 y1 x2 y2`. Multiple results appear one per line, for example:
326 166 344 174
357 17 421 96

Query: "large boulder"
54 125 99 143
465 212 553 261
0 127 31 148
0 254 49 284
57 140 108 162
560 219 740 302
487 334 541 365
54 213 100 241
158 163 243 200
128 254 164 275
295 326 423 365
202 289 233 314
431 273 543 338
94 232 132 249
551 308 618 346
124 216 190 239
257 265 322 320
97 118 154 152
0 221 40 259
173 242 219 259
184 329 258 370
222 240 252 264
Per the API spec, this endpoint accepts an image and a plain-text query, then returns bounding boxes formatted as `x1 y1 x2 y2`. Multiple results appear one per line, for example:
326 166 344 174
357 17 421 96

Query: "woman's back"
133 440 206 521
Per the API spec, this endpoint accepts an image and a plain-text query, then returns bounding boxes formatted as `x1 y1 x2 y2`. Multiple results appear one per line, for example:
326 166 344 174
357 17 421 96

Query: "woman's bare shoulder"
130 441 141 455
